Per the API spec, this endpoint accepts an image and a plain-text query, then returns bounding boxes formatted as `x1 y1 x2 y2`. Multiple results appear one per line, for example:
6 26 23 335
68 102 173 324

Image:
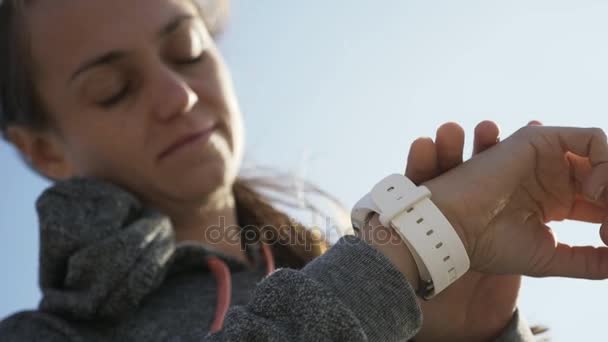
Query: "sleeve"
494 309 536 342
206 235 423 342
0 310 82 342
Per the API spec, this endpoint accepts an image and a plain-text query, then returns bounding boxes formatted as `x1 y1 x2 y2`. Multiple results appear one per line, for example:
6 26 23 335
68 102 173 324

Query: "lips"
157 124 217 161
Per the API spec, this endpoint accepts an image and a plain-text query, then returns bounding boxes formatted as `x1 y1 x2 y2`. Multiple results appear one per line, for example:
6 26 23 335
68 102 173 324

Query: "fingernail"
593 185 606 201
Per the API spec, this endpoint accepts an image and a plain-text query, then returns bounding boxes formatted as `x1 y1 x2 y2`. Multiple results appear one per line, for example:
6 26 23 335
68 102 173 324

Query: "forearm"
207 235 424 341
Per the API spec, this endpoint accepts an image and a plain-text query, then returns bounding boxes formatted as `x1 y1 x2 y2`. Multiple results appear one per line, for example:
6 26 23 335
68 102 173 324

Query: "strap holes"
406 207 414 213
443 256 451 262
387 186 395 192
435 242 443 249
416 218 424 224
426 229 434 236
448 267 455 273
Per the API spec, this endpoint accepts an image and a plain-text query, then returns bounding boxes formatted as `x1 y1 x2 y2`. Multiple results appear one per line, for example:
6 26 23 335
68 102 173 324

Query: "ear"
5 126 74 180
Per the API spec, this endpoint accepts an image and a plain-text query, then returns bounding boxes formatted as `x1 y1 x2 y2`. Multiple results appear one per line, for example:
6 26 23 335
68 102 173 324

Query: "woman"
1 0 607 341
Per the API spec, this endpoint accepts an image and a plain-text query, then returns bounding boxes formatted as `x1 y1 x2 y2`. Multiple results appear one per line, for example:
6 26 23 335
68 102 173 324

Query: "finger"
557 157 604 223
472 120 537 156
527 127 608 200
560 128 608 200
542 242 608 279
473 120 500 155
601 224 608 246
435 122 465 172
550 127 608 166
567 198 606 223
406 137 439 185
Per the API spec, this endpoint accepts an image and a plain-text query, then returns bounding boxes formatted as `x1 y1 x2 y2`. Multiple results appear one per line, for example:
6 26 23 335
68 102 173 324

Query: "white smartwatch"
351 174 470 299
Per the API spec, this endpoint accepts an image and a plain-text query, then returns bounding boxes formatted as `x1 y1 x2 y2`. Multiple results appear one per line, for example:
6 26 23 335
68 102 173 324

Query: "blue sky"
1 0 607 340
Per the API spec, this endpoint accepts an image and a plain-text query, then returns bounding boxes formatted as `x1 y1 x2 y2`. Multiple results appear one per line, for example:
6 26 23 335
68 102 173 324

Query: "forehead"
25 0 198 79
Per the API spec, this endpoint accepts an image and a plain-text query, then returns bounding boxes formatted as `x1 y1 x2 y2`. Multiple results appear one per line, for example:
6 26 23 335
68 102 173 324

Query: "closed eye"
176 52 207 66
98 83 130 108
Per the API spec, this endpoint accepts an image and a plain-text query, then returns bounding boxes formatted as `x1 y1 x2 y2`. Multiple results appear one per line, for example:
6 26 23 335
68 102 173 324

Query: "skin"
407 120 517 341
7 0 248 263
365 121 608 341
361 120 516 341
411 120 544 341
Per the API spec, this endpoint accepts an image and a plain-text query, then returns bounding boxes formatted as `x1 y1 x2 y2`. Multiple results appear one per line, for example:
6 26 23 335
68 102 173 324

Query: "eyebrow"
69 14 196 83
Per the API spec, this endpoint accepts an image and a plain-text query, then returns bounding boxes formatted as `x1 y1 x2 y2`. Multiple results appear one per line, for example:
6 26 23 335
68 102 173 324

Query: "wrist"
357 213 421 291
422 177 473 259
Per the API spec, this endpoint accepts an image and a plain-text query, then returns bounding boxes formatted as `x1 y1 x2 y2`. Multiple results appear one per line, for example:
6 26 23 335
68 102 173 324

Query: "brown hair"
0 0 46 135
233 174 332 268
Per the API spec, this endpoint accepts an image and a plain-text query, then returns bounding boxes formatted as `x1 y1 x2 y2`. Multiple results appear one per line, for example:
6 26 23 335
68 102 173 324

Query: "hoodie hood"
36 178 179 321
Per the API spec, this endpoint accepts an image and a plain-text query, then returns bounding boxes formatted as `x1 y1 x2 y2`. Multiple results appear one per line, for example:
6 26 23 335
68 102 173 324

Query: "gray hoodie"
0 178 535 341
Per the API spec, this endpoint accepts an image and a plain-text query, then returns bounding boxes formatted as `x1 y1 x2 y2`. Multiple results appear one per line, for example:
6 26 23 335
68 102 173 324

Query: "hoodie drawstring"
207 243 275 333
206 257 231 333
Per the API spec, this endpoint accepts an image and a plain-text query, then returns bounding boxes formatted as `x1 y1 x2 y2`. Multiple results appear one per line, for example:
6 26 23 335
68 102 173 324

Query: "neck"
165 186 248 265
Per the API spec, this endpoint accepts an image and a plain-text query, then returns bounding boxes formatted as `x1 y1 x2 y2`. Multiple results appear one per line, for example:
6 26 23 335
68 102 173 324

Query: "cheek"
193 57 244 166
62 118 147 180
228 108 245 171
224 87 245 175
213 58 244 156
213 88 244 177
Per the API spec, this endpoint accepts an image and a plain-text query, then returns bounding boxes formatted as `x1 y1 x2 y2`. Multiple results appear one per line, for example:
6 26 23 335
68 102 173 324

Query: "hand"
424 125 608 278
406 121 525 341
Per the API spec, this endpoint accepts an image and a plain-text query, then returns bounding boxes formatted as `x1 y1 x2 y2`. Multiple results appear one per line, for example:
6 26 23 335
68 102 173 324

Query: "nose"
152 68 199 122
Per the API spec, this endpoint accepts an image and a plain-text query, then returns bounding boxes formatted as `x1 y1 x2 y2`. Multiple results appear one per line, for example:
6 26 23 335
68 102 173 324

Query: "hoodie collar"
35 178 262 321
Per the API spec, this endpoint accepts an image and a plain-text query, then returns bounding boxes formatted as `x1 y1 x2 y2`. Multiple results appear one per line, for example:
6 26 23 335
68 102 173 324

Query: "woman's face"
23 0 244 208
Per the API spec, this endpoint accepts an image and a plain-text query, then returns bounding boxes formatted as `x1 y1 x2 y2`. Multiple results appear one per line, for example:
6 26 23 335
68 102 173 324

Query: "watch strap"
352 174 470 299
